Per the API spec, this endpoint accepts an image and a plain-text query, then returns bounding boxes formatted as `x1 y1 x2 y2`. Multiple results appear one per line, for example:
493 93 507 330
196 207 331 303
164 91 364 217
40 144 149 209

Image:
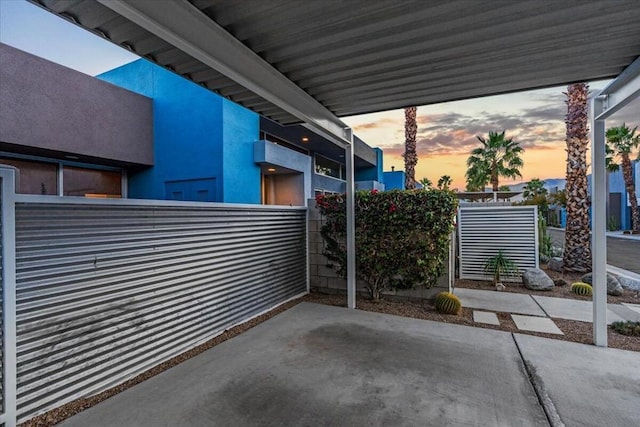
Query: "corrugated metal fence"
1 168 308 424
458 205 538 281
1 177 5 425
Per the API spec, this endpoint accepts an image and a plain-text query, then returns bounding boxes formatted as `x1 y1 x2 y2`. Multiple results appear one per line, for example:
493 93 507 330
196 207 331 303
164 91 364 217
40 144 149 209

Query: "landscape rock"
495 283 506 291
580 272 624 296
612 275 640 291
553 278 569 287
522 268 554 291
549 257 564 272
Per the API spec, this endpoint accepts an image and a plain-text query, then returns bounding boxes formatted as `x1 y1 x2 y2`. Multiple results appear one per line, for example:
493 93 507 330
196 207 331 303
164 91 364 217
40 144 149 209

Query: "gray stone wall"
308 199 450 301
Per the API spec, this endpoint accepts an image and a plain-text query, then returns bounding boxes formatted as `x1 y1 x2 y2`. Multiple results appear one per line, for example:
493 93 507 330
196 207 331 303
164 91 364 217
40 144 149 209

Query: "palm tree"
419 177 432 190
523 178 548 200
437 175 452 190
465 130 524 191
403 106 418 189
563 83 591 272
606 124 640 231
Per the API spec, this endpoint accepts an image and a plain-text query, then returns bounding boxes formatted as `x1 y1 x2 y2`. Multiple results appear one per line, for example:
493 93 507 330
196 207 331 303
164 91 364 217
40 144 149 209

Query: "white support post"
590 97 608 347
0 166 18 427
344 129 356 309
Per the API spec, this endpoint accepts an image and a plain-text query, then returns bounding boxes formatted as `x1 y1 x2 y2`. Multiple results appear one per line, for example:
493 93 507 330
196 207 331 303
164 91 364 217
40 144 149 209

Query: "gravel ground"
21 283 639 427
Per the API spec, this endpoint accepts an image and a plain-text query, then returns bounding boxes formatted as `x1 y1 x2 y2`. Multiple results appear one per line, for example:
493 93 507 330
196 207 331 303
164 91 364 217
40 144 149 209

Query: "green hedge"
316 189 458 299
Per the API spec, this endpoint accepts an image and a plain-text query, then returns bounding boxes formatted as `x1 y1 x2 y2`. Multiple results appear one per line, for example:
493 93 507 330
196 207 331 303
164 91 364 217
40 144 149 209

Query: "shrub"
483 251 518 284
435 292 462 315
570 282 593 296
610 321 640 336
316 189 457 300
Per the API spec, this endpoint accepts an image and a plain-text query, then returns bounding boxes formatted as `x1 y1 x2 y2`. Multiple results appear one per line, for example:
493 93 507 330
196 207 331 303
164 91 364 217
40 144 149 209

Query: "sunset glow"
344 87 638 190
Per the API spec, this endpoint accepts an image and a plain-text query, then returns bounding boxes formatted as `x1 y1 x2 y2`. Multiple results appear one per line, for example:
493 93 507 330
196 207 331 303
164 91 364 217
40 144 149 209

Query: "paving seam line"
529 294 551 318
511 333 565 427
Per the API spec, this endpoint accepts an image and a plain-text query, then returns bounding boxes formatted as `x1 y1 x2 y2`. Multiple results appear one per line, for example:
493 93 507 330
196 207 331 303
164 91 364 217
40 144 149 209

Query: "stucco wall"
222 99 261 203
99 59 226 201
0 43 152 165
308 199 450 301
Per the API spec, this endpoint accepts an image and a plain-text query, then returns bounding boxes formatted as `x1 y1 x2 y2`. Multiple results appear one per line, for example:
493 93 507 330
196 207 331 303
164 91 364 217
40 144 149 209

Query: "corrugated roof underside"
33 0 640 123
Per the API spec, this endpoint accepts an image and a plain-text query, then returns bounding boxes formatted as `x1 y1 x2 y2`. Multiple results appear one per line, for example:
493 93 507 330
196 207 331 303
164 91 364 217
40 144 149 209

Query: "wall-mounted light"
267 168 276 172
301 137 309 142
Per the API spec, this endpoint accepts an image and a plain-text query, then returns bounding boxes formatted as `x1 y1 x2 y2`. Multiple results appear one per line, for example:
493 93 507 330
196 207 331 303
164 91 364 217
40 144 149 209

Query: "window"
0 157 58 195
0 154 124 197
315 154 344 180
63 166 121 197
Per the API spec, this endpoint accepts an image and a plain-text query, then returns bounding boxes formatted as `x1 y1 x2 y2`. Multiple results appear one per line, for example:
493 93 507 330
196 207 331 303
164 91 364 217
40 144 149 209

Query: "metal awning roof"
31 0 640 125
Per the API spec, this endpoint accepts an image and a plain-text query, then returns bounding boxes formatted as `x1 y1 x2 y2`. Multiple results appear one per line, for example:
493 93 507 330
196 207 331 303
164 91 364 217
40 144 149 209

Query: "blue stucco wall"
222 99 260 203
355 147 384 182
587 160 639 230
383 171 406 190
98 60 224 201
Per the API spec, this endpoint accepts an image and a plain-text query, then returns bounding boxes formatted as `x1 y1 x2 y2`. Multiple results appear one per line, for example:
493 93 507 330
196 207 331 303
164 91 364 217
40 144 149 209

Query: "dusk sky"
2 0 637 190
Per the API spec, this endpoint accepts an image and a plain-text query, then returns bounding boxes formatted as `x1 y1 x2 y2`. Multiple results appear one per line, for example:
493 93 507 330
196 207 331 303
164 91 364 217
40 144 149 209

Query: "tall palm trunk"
621 154 640 231
404 106 418 189
563 83 592 272
491 169 499 191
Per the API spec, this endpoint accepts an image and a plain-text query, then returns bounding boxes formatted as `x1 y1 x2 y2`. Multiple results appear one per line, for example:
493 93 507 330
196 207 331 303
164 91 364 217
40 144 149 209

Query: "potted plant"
483 250 518 289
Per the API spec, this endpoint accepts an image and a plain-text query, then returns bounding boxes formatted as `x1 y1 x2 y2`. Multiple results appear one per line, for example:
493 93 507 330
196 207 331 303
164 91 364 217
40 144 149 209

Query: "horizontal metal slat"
14 202 307 422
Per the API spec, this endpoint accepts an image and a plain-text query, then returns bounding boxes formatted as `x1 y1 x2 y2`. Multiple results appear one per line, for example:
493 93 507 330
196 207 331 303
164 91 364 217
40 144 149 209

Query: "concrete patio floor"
59 302 639 427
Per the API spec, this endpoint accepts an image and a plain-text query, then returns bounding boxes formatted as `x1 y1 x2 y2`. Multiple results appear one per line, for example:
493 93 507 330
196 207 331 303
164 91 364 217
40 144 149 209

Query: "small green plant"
610 321 640 336
538 214 553 262
434 292 462 315
607 216 619 232
483 251 518 284
570 282 593 296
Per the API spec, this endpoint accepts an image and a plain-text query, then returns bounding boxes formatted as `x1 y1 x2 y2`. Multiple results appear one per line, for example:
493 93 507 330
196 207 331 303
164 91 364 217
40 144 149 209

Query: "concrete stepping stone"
455 288 545 316
531 295 625 324
511 314 564 335
473 310 500 325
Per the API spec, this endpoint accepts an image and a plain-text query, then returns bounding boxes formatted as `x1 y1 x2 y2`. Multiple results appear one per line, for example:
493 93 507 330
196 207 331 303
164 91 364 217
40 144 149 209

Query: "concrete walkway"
58 302 640 427
455 288 637 334
456 288 638 322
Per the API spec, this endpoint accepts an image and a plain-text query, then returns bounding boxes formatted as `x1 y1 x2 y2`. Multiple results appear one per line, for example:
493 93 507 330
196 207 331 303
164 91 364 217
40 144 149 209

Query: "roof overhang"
30 0 640 134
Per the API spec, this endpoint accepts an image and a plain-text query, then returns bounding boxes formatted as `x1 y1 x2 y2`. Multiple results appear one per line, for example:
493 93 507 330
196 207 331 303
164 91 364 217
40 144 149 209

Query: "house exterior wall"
98 59 261 204
609 160 640 230
0 43 153 165
589 160 639 230
355 147 384 182
383 170 406 190
98 60 226 201
222 100 261 203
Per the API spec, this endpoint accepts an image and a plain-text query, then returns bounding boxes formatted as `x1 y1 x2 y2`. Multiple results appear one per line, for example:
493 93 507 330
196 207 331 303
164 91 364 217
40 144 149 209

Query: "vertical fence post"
344 128 356 309
590 97 608 347
0 166 18 427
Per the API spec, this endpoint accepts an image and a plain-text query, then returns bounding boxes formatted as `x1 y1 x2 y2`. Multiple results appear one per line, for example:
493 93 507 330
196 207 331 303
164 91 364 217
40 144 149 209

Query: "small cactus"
571 282 593 296
435 292 462 315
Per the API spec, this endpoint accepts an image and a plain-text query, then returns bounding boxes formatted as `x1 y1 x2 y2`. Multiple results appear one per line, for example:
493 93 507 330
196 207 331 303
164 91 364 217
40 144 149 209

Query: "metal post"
590 97 608 347
344 129 356 309
0 166 18 427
